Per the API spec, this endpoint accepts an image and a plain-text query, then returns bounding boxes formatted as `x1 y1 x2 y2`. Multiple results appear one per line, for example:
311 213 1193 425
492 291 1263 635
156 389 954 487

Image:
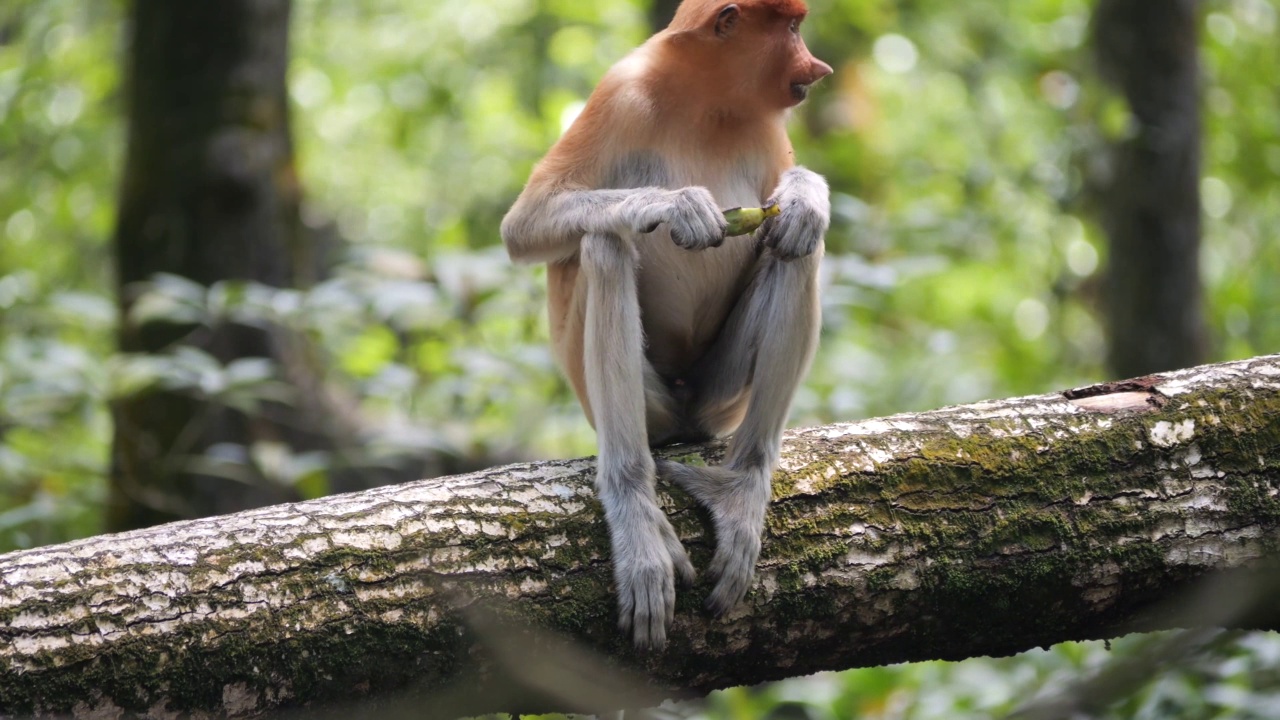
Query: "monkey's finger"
710 208 730 243
661 526 696 586
756 216 775 240
704 209 729 247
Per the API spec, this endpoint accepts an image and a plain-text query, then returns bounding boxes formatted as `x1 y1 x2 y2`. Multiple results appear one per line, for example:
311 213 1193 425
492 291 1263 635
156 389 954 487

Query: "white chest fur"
631 156 771 376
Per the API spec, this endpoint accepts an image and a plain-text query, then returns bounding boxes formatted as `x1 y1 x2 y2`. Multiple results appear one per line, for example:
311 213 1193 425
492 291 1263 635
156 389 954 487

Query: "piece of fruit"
723 202 781 237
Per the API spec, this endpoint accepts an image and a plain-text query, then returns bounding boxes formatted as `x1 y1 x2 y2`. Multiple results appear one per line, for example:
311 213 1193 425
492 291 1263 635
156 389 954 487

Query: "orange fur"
517 0 829 422
669 0 809 31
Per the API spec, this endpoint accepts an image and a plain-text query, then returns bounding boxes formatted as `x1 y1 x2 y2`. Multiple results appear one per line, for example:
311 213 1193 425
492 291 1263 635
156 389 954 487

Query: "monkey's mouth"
790 83 811 102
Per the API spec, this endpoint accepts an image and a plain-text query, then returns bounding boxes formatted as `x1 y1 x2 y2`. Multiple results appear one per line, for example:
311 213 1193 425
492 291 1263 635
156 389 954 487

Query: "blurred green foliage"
681 629 1280 718
2 0 1280 715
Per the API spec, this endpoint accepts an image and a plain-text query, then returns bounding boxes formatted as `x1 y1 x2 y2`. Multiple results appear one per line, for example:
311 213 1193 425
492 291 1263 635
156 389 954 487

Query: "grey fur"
663 230 823 615
581 233 695 648
502 164 827 646
651 169 826 616
603 152 671 191
759 167 831 260
501 185 726 264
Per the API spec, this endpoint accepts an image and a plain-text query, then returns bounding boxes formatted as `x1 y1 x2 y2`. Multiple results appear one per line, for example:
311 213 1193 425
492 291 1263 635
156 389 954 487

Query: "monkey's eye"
789 18 800 33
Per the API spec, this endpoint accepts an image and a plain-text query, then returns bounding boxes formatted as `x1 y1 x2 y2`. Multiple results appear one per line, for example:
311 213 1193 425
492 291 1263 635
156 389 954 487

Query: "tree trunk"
4 355 1280 717
110 0 316 529
1093 0 1208 379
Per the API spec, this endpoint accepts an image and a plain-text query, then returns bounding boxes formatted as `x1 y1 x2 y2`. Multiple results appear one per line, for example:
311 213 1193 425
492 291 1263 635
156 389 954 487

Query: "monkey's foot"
612 503 694 649
704 508 764 616
657 460 770 616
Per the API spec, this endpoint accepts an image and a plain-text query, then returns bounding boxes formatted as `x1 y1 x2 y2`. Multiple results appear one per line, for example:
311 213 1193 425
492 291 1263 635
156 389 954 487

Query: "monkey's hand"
759 167 830 260
617 186 728 251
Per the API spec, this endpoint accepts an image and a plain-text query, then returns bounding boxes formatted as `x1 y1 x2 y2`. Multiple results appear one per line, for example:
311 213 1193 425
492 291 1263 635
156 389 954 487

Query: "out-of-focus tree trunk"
110 0 316 529
650 0 681 32
1093 0 1208 379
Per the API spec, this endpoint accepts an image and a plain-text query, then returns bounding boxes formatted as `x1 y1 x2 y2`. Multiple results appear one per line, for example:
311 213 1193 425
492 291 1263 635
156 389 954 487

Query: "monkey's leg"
581 232 695 648
660 251 821 616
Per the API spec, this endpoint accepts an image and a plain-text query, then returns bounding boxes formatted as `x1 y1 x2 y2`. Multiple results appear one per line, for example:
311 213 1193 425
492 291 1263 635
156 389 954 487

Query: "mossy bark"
3 355 1280 718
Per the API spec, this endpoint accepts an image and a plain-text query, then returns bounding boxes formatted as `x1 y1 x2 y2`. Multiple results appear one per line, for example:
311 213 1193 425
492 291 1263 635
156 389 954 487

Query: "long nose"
801 43 833 84
811 57 834 81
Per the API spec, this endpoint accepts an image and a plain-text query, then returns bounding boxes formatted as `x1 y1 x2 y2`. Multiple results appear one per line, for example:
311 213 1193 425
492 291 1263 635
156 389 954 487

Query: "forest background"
2 0 1279 716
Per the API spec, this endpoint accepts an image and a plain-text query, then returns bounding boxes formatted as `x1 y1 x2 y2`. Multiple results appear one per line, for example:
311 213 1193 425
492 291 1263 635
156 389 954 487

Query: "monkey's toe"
617 561 674 649
705 529 761 616
661 528 696 587
612 512 682 649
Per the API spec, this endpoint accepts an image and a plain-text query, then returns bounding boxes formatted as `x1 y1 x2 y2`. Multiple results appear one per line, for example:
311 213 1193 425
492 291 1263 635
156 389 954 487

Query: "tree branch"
3 355 1280 718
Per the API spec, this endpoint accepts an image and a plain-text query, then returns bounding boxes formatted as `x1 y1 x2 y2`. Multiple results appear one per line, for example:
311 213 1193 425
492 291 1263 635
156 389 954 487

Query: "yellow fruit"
723 202 781 237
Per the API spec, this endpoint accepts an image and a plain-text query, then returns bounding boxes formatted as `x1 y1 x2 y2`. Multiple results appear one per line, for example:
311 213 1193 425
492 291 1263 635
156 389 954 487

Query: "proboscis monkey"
501 0 831 647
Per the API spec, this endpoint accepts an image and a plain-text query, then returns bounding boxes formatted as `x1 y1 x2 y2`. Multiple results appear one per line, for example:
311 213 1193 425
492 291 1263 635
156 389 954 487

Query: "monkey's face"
691 2 831 112
776 17 832 107
731 10 831 110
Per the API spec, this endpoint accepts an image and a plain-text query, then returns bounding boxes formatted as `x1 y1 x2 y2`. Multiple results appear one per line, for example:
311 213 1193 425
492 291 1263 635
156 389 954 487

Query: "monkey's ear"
714 4 741 38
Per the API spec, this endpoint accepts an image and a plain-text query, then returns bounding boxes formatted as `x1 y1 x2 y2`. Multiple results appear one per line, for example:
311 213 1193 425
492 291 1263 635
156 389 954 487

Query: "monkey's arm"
760 166 831 260
500 185 728 264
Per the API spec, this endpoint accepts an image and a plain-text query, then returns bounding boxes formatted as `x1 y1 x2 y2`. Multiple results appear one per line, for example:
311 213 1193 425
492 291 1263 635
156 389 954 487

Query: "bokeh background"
2 0 1279 716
